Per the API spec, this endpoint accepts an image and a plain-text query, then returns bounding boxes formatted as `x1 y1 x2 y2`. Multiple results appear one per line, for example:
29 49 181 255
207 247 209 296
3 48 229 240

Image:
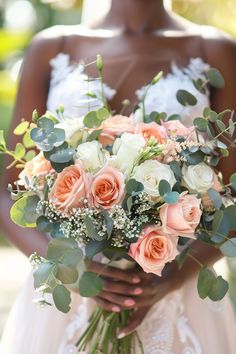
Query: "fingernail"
124 299 135 306
112 306 120 312
117 332 125 339
132 276 141 284
134 288 143 295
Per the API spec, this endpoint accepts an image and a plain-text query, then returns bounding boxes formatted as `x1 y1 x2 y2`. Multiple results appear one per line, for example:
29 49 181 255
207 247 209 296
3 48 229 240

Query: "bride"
1 0 236 353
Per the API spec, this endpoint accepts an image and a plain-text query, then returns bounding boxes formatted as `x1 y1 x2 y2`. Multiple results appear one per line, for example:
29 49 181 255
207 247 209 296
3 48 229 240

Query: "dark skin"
1 0 236 338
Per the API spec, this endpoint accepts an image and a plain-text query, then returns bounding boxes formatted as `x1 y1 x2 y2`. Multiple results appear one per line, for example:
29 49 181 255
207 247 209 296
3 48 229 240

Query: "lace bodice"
47 53 210 124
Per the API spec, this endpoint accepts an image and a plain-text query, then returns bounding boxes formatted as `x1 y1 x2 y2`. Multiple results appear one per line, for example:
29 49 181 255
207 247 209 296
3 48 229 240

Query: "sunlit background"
0 0 236 338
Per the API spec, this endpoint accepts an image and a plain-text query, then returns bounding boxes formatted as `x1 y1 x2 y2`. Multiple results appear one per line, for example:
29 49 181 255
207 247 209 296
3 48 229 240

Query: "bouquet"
1 55 236 353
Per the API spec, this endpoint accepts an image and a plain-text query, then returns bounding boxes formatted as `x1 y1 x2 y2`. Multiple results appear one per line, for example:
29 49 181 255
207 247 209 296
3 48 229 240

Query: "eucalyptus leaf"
84 215 100 240
176 89 197 106
164 191 179 204
53 285 71 313
79 272 103 297
85 240 111 259
33 262 57 289
50 148 75 163
159 180 171 196
83 111 100 128
10 195 40 227
208 276 229 301
229 118 235 137
96 107 110 121
13 121 29 135
37 215 53 233
14 143 26 160
167 114 181 121
197 267 215 299
207 68 225 88
177 247 190 270
38 117 54 133
216 120 226 131
47 238 79 262
56 264 78 284
30 128 47 143
23 131 35 148
169 161 182 178
207 188 222 209
194 117 208 132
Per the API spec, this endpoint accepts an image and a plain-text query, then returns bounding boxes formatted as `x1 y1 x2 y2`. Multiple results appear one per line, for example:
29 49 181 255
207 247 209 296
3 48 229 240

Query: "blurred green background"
0 0 236 335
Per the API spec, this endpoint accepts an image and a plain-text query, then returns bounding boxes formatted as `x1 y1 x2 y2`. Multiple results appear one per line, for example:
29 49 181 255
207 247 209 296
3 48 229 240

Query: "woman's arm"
0 30 63 257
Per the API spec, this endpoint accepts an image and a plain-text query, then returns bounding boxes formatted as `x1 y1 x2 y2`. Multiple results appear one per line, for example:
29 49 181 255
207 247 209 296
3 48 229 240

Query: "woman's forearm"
0 192 50 258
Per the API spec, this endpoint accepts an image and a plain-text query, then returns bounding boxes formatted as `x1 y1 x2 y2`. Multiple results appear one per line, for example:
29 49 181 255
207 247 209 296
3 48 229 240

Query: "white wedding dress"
1 54 236 354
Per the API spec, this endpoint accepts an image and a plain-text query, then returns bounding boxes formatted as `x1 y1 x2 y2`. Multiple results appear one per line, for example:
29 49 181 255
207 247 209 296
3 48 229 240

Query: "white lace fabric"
1 54 236 354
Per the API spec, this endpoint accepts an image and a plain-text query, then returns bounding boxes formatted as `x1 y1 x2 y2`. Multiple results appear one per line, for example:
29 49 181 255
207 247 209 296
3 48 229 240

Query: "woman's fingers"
93 296 121 312
98 290 154 309
102 279 143 296
87 261 142 284
117 307 150 339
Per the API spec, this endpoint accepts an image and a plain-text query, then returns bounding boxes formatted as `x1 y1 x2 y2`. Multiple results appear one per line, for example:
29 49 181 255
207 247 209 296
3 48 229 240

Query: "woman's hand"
86 260 182 338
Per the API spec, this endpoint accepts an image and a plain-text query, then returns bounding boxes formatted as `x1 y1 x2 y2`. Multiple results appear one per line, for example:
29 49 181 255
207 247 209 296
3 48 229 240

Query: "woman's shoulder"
200 25 236 68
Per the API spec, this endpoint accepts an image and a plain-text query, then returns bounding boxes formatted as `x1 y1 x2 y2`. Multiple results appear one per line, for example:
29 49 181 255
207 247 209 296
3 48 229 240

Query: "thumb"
117 307 149 339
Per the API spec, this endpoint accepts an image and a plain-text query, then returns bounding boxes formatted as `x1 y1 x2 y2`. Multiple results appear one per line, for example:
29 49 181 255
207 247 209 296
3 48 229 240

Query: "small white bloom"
133 108 144 124
134 160 176 197
113 133 146 174
76 141 108 171
56 117 84 140
182 162 214 193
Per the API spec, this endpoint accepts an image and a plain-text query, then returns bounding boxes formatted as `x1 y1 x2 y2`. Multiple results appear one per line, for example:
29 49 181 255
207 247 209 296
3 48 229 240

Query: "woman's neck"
101 0 172 33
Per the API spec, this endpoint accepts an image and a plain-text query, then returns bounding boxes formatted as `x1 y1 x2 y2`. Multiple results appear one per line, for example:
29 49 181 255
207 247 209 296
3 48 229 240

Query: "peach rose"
102 115 135 136
99 132 115 147
49 162 90 214
129 225 179 276
91 165 125 209
19 152 52 187
160 192 202 238
135 122 167 143
161 120 194 137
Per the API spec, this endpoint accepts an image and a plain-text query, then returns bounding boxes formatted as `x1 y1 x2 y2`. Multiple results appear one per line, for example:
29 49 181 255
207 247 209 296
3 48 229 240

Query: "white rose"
182 162 214 193
134 160 176 197
56 117 84 140
76 141 107 171
113 133 146 174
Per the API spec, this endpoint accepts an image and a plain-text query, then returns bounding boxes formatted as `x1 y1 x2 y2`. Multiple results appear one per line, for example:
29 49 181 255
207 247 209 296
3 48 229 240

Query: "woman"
1 0 236 353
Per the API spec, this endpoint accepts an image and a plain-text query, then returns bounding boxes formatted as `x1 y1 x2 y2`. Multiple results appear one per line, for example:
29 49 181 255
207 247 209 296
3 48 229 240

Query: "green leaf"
208 276 229 301
194 117 208 132
87 129 102 142
38 117 54 133
30 128 47 143
159 180 171 196
207 188 222 209
56 264 78 284
23 130 35 148
230 173 236 191
14 143 26 160
13 121 29 135
84 215 99 240
47 238 80 263
225 205 236 229
102 211 114 238
53 285 71 313
96 107 110 121
53 128 65 144
176 247 190 270
10 195 40 227
83 111 100 128
203 107 211 118
25 150 36 162
164 191 179 204
33 262 57 288
220 238 236 258
37 215 53 233
85 240 111 259
212 209 224 234
197 267 215 299
169 161 182 178
126 179 144 195
176 89 197 106
207 68 225 88
0 130 6 149
79 272 103 297
216 120 226 131
49 147 75 163
229 118 235 137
